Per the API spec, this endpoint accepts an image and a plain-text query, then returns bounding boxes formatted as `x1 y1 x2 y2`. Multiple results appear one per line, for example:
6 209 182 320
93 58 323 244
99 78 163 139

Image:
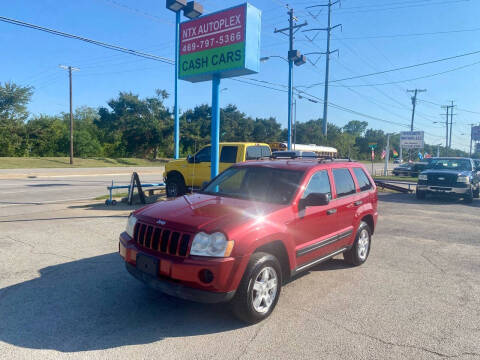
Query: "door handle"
354 200 363 206
326 209 337 215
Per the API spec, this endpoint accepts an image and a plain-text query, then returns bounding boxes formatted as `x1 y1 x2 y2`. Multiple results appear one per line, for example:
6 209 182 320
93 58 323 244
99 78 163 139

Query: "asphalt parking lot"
0 176 479 359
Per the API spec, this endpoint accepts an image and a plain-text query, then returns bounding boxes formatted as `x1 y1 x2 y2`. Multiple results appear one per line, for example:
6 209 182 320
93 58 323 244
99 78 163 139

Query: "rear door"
331 168 357 244
294 170 339 266
219 145 239 173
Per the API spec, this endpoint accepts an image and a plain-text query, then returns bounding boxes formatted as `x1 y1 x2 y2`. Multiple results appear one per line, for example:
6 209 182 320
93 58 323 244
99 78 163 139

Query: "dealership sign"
400 131 424 149
179 3 261 82
472 125 480 142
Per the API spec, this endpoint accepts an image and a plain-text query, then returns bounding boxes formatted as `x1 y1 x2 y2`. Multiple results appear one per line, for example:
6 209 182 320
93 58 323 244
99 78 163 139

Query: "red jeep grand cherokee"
119 159 378 323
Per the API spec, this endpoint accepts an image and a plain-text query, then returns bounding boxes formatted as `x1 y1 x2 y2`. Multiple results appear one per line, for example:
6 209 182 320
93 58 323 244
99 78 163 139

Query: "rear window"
332 168 356 198
220 146 238 163
353 167 372 192
246 146 271 160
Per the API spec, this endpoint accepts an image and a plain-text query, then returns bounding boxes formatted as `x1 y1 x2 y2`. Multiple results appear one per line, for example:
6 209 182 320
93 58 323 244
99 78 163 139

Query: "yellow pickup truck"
164 142 271 197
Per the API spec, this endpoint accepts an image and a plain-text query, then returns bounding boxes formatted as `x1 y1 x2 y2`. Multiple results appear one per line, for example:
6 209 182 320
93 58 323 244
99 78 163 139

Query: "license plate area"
136 254 159 277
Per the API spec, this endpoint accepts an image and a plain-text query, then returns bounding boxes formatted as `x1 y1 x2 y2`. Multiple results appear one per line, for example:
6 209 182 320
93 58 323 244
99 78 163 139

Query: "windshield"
201 166 304 205
430 159 472 171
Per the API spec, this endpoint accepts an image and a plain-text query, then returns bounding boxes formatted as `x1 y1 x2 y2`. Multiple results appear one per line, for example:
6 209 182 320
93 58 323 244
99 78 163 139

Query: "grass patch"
0 157 169 169
94 192 129 200
374 175 417 182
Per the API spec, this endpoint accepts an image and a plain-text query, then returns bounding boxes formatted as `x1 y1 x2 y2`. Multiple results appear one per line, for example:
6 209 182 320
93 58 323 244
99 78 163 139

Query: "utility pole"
384 133 391 176
60 65 79 165
449 100 455 149
303 1 341 138
407 89 427 131
441 105 451 155
274 7 307 150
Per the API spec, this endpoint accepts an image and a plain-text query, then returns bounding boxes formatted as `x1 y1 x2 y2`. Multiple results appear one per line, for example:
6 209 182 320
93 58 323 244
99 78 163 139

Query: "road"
0 167 165 211
0 174 479 359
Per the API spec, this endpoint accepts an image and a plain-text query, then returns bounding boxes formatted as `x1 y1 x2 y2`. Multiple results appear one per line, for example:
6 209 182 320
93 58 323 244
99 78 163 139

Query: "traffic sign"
179 3 261 82
368 142 377 149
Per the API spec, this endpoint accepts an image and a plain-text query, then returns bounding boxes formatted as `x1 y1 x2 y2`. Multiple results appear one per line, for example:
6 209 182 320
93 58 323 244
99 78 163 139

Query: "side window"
246 146 262 160
332 168 356 198
220 146 238 163
261 146 271 157
353 167 372 192
194 146 211 163
302 170 331 199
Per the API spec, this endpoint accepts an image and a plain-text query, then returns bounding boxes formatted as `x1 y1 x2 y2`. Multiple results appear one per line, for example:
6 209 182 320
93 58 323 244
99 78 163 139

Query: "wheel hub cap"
357 229 370 261
252 266 278 314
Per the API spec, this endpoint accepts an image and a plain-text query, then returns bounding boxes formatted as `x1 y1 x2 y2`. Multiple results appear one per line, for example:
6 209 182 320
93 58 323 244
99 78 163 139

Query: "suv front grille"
427 173 457 187
133 222 191 257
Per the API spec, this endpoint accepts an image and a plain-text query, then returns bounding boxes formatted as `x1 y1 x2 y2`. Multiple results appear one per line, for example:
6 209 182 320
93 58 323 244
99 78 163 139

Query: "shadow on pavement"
0 253 244 352
378 192 480 207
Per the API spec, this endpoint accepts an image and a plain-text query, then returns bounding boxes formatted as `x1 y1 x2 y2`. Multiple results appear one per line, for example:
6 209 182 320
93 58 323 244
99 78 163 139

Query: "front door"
294 170 339 266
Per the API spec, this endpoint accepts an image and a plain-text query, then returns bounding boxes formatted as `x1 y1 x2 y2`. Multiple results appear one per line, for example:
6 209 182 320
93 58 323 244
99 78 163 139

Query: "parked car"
164 142 271 197
416 157 480 203
119 158 378 323
393 158 403 164
392 162 429 177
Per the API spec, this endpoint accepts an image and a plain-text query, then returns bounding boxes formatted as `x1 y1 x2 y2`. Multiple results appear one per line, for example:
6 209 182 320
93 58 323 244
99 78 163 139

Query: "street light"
261 53 306 150
183 1 203 19
166 0 203 160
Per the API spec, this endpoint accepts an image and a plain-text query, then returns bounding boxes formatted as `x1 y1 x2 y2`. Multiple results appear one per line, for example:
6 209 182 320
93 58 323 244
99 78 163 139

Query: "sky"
1 0 480 152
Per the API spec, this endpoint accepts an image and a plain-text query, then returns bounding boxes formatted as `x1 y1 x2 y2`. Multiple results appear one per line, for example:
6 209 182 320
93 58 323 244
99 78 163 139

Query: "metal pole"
384 134 390 176
174 11 180 159
287 9 294 151
437 145 440 157
399 146 403 162
69 66 74 165
470 124 473 157
445 106 449 154
293 98 297 150
322 0 332 138
449 101 454 149
211 75 221 179
410 89 417 131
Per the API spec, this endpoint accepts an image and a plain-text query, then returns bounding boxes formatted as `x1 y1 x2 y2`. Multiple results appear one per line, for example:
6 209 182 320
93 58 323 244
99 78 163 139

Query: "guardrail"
374 179 417 193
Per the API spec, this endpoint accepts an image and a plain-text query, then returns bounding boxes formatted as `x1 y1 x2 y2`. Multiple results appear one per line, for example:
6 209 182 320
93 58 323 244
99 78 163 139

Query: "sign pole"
211 75 221 179
174 10 180 159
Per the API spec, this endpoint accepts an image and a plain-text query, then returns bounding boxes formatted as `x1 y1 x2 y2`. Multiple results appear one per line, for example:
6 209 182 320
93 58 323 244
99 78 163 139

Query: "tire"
231 252 282 324
343 222 371 266
463 189 473 203
473 186 479 199
166 173 186 198
416 190 426 199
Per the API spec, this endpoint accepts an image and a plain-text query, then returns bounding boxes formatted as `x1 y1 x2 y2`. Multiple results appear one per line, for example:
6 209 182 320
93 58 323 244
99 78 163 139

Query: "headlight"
126 215 137 238
457 176 470 183
190 232 234 257
418 174 427 181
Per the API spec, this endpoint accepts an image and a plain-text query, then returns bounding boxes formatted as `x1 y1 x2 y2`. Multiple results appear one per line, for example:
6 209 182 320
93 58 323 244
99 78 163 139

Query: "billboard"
179 3 261 83
400 131 424 149
472 126 480 142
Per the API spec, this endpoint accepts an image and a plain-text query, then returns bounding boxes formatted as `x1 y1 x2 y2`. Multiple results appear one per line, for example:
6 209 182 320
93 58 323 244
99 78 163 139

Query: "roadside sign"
368 142 377 149
400 131 424 149
179 3 261 82
472 126 480 141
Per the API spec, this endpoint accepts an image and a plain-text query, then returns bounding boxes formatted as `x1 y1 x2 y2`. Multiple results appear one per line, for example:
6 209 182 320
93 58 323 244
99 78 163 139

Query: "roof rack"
318 157 355 163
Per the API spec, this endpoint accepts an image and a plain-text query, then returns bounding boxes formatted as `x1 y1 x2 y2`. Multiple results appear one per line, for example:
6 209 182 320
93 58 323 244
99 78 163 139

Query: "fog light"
199 269 214 284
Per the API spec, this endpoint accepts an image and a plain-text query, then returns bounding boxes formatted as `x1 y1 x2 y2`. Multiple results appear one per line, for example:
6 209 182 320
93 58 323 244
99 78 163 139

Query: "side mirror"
299 193 330 211
187 154 194 163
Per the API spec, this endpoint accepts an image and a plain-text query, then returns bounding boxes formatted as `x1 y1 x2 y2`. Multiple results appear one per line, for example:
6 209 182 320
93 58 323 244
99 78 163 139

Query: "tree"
343 120 368 137
0 82 33 156
95 90 171 158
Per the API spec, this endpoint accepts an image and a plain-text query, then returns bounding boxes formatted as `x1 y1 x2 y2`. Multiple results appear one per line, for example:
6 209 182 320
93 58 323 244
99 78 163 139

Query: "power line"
303 49 480 87
334 26 480 40
0 16 174 65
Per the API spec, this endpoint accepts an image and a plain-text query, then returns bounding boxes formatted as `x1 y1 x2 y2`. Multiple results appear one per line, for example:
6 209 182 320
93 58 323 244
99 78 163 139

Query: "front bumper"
417 184 470 195
119 232 244 303
125 263 235 303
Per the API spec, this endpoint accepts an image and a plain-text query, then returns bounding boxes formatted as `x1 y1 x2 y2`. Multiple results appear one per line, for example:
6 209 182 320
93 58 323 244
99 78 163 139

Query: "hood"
134 193 285 234
421 169 471 176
